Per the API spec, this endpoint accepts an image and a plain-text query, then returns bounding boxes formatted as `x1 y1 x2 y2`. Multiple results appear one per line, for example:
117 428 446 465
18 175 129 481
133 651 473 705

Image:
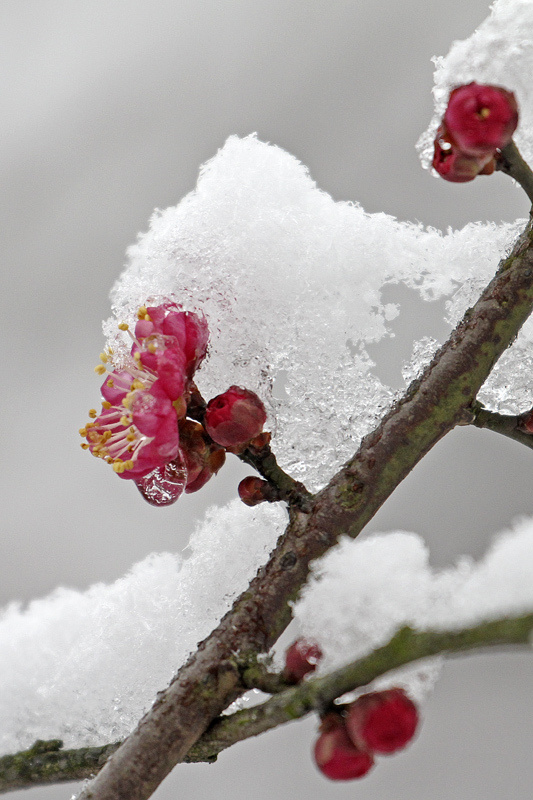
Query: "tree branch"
0 740 120 795
77 218 533 800
5 613 532 792
471 403 533 450
496 140 533 205
187 612 533 762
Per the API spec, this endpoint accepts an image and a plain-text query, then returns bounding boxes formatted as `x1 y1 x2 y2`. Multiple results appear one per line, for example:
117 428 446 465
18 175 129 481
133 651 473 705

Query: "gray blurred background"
2 1 532 798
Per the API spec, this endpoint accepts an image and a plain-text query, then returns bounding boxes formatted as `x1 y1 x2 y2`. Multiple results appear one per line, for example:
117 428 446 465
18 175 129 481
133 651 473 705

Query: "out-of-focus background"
2 1 532 797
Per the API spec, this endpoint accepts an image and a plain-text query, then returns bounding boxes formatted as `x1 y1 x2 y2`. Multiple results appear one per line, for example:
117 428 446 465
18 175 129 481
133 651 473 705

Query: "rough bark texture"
74 216 533 800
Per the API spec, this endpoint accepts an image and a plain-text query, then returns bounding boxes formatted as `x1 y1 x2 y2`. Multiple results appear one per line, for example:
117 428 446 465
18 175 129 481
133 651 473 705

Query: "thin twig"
187 612 533 763
0 740 120 794
471 403 533 450
496 140 533 205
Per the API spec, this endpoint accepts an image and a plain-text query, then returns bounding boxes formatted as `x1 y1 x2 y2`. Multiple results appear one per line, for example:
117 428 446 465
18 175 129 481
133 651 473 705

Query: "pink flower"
84 380 180 480
314 714 374 781
82 302 206 481
346 688 419 755
444 83 518 157
134 304 208 378
204 386 267 449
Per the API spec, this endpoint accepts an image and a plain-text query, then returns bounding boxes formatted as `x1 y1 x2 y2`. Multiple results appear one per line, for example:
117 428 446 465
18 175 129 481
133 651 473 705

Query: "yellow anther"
147 342 157 353
103 431 113 442
479 106 491 118
79 427 87 437
102 401 112 409
127 433 136 441
122 392 134 409
144 314 151 321
124 460 134 470
120 415 130 427
94 364 106 375
133 351 141 362
99 352 108 363
118 322 129 331
132 379 144 390
80 443 89 450
137 306 148 318
106 378 114 387
108 347 114 355
112 461 124 473
88 409 97 418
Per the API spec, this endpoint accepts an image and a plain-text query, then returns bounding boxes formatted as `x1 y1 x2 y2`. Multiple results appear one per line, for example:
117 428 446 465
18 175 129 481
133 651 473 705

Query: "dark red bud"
284 639 323 683
444 82 518 157
314 713 374 781
346 688 419 755
205 386 267 449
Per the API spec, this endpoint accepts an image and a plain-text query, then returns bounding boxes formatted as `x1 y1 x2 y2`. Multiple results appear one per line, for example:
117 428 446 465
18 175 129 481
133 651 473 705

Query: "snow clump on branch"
104 135 524 489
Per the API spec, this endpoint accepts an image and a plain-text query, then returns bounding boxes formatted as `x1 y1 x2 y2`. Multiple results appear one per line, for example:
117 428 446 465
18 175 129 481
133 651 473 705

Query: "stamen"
88 409 97 418
118 322 129 331
94 364 106 375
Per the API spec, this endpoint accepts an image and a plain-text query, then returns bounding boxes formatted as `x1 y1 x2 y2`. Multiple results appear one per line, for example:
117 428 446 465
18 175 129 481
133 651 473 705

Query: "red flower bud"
204 386 267 449
432 125 487 183
346 688 419 755
444 82 518 157
284 639 322 683
314 714 374 781
238 476 279 506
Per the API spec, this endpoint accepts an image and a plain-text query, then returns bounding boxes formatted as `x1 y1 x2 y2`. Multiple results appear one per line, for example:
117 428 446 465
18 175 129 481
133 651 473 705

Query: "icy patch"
418 0 533 169
0 500 286 754
292 519 533 702
105 135 524 489
401 337 440 386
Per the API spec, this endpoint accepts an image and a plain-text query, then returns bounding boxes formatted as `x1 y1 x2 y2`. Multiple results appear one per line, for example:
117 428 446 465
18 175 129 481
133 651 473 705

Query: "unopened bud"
346 688 419 755
205 386 267 449
284 639 322 683
314 713 374 781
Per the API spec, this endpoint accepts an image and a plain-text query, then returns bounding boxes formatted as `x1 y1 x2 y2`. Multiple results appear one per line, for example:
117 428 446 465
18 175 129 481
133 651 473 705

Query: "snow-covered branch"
75 214 533 800
3 612 532 793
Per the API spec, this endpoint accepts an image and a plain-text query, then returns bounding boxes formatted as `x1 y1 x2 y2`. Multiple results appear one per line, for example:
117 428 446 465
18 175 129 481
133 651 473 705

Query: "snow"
0 500 286 754
105 134 524 490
